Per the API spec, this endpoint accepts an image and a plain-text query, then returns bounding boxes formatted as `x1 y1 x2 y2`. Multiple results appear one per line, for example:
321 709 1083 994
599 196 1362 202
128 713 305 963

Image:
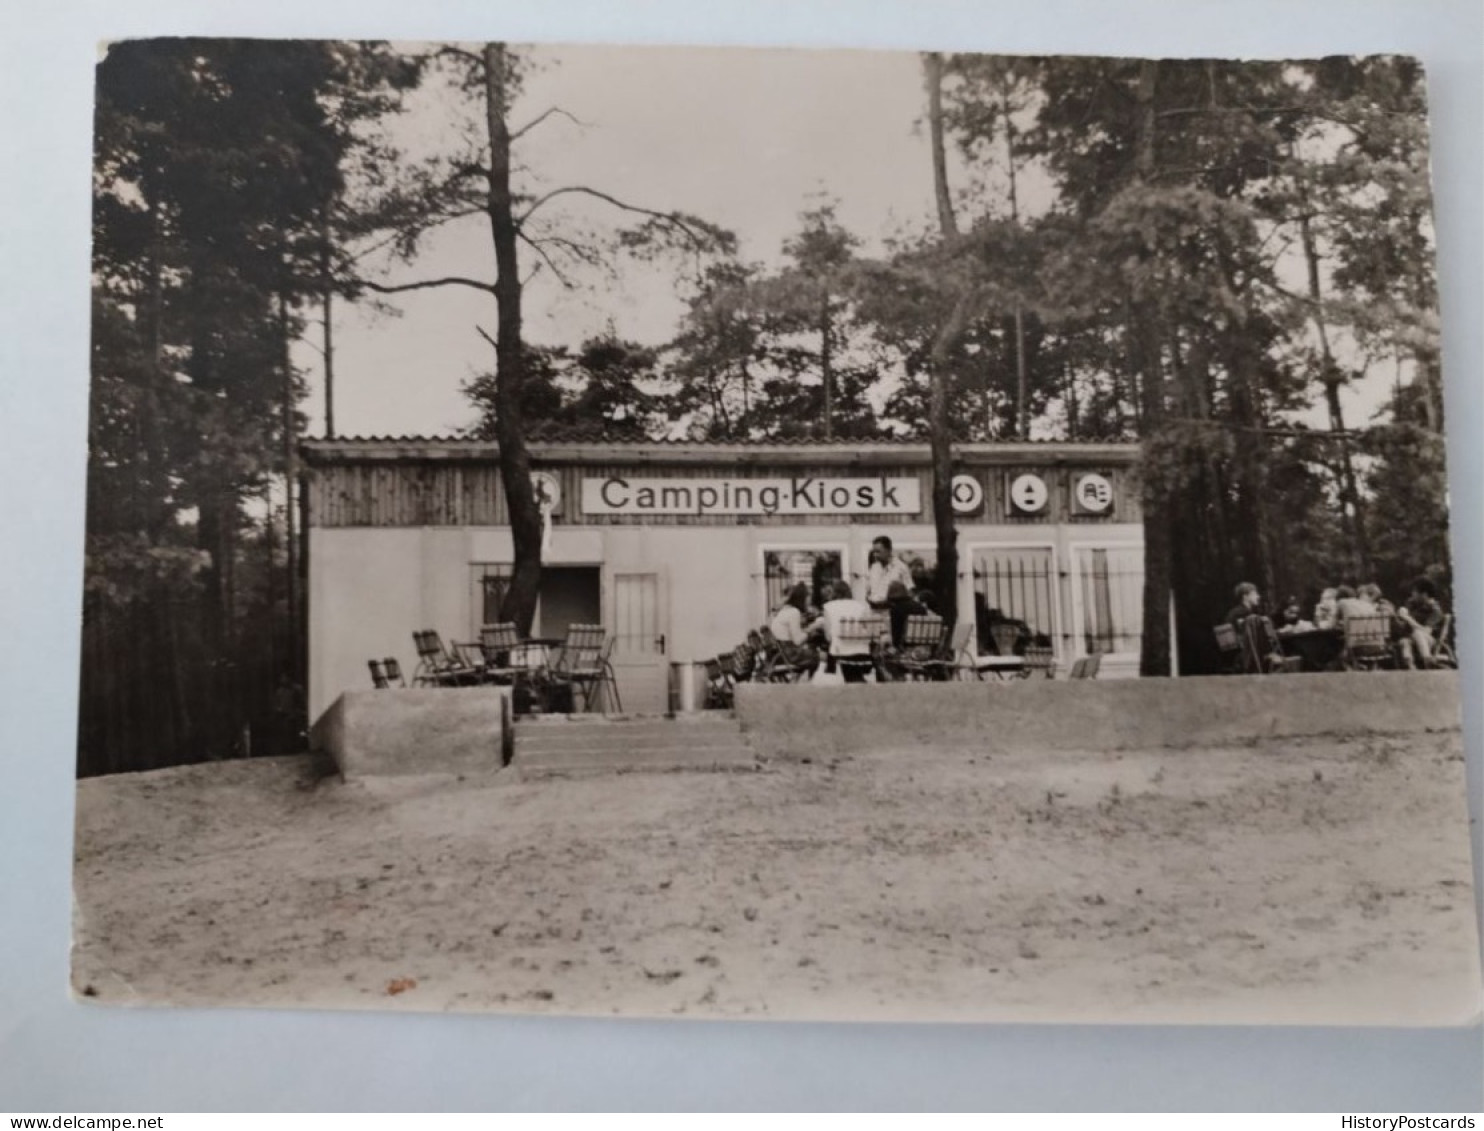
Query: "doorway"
537 566 602 640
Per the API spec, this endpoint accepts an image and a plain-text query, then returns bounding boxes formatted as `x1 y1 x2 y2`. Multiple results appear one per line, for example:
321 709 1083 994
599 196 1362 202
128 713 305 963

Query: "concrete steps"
511 712 760 776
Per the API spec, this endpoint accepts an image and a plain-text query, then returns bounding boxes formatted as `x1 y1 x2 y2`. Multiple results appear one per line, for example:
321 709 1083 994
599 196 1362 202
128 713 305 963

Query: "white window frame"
1066 540 1145 664
964 539 1064 665
756 542 851 621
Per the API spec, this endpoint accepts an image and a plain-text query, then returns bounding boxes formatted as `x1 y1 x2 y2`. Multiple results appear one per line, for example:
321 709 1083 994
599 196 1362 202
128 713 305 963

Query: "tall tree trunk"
1004 87 1029 440
924 51 964 626
1132 58 1173 677
1062 354 1078 439
819 288 833 440
278 289 301 714
485 43 543 636
320 211 336 439
925 53 958 241
1299 206 1367 575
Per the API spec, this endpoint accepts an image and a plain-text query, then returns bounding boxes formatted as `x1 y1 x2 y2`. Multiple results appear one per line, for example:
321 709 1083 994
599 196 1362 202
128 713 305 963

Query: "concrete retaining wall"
735 671 1461 759
310 687 511 779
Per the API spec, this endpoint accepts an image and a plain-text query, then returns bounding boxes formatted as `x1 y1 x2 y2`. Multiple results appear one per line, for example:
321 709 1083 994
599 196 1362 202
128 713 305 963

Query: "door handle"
656 634 666 654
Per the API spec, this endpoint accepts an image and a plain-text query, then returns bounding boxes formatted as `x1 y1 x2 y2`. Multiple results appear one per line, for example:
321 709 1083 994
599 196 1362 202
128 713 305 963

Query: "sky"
304 44 950 437
300 41 1405 441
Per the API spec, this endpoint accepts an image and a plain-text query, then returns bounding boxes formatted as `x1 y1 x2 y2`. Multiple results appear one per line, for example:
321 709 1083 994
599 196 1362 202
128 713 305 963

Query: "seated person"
1332 584 1375 626
980 605 1032 656
1395 577 1445 669
1362 582 1393 617
768 582 821 674
1313 587 1339 630
910 564 939 615
820 578 875 683
1225 581 1263 628
884 580 926 650
1275 596 1314 634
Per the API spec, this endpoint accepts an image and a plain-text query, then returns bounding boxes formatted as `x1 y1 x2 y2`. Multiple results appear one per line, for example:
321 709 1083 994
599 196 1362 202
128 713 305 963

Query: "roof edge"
300 437 1141 467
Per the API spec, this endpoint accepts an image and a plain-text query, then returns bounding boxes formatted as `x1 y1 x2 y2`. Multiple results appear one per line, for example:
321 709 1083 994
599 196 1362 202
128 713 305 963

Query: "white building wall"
309 520 1148 722
309 527 425 722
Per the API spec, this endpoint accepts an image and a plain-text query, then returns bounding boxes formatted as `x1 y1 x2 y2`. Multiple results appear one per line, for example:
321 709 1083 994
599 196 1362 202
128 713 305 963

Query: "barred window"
470 563 513 634
973 547 1057 648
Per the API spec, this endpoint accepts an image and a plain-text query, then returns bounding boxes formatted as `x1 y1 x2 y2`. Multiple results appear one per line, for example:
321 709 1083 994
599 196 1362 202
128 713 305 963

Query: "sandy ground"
72 732 1481 1024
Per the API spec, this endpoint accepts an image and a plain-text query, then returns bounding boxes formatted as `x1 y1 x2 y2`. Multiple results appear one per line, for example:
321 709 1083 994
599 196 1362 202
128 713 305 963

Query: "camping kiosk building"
301 436 1147 719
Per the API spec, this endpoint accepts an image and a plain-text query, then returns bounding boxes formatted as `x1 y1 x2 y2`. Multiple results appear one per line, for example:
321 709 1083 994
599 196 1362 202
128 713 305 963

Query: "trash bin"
669 660 710 714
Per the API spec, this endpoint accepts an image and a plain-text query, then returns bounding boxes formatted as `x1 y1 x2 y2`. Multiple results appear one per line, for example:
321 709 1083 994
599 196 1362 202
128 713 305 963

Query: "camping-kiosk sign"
582 475 922 517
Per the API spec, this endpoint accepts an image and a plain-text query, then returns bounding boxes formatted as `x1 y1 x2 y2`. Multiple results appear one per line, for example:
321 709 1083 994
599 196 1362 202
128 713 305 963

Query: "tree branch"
511 106 588 141
436 45 486 69
516 185 705 244
345 207 487 266
357 275 496 296
517 231 575 289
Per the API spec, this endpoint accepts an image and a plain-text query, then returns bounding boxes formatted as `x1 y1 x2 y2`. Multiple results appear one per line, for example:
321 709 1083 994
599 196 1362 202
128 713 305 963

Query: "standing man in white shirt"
864 535 913 611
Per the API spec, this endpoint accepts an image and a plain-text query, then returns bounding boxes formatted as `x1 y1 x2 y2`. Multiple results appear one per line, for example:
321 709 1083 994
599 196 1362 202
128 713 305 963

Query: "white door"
607 567 669 716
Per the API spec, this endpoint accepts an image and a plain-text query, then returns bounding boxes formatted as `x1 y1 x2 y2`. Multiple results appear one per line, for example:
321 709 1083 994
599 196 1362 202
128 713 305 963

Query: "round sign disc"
1009 473 1049 514
951 473 984 514
1075 473 1113 514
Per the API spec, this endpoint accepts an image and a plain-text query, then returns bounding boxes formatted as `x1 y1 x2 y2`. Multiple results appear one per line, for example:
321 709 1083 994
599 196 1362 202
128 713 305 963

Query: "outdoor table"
1278 627 1343 672
974 654 1028 681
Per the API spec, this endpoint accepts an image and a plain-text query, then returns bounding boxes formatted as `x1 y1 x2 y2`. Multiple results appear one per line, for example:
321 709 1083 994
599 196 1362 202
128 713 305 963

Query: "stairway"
510 712 759 777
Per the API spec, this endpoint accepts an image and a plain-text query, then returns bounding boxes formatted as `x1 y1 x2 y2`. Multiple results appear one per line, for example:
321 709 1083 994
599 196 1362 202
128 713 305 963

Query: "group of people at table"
766 535 1029 682
1224 576 1449 671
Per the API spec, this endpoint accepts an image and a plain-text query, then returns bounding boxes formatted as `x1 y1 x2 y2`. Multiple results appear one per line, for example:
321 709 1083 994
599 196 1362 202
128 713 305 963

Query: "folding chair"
1429 614 1458 669
717 652 741 700
1341 614 1393 671
381 657 407 687
704 658 734 709
477 622 525 687
731 643 756 682
897 614 946 681
1021 644 1056 680
1068 652 1102 680
548 625 621 713
745 629 772 681
935 622 978 681
758 626 813 682
368 659 390 689
834 616 886 682
411 630 477 686
1242 616 1302 674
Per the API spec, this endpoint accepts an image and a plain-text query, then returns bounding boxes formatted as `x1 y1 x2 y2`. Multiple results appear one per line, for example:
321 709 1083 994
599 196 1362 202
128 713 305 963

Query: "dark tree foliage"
85 40 417 775
466 337 663 440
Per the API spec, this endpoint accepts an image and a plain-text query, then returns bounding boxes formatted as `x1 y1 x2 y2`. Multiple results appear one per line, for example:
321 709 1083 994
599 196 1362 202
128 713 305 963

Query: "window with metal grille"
470 563 513 635
1076 546 1143 656
762 549 843 618
973 547 1057 648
